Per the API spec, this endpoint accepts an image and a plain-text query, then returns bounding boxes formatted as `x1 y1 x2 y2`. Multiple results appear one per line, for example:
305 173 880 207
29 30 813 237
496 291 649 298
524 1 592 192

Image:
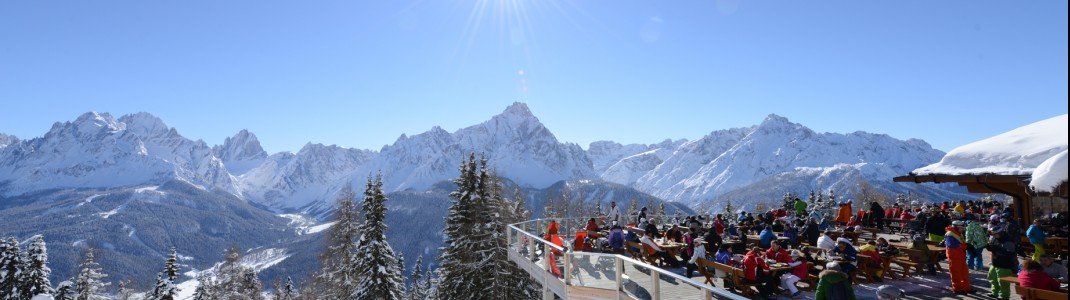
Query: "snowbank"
913 114 1068 176
1030 150 1067 193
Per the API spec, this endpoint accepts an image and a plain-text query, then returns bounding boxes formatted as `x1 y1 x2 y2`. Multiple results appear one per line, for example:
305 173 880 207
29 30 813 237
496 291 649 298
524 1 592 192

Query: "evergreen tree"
423 269 439 300
274 277 296 300
238 270 264 300
74 248 110 300
19 236 53 298
54 281 74 300
438 154 539 299
406 256 426 300
0 237 24 300
190 273 212 300
116 279 135 300
213 246 251 299
436 153 484 300
315 183 359 298
149 247 180 300
352 174 405 300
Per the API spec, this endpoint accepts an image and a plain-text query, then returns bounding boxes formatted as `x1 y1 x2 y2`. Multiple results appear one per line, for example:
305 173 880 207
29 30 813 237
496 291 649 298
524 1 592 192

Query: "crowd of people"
541 198 1067 300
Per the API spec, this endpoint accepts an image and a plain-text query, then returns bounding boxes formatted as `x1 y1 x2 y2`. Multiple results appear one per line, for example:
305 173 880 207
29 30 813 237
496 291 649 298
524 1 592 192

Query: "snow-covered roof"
1030 149 1068 193
913 114 1068 176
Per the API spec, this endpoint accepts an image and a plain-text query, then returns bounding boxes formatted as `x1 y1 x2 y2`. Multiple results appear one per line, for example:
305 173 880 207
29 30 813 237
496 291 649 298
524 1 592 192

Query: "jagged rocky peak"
66 111 124 136
0 133 18 148
215 129 267 160
118 112 173 137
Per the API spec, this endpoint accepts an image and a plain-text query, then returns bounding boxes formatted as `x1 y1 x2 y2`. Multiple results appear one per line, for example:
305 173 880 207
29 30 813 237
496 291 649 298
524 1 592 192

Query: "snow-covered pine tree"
214 246 251 299
436 153 481 300
0 237 24 300
115 279 135 300
19 236 53 299
396 253 406 298
190 273 212 300
238 269 264 300
148 247 180 300
407 255 426 300
275 277 296 300
74 248 110 300
486 174 539 299
54 281 74 300
352 174 405 300
423 269 438 300
315 183 359 298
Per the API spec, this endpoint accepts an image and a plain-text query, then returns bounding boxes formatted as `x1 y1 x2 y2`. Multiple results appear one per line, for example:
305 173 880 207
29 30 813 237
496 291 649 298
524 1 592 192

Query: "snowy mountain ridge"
1 104 954 214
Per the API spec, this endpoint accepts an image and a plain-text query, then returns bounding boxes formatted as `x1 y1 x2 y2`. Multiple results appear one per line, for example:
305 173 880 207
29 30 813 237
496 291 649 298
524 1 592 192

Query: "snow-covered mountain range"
0 103 963 215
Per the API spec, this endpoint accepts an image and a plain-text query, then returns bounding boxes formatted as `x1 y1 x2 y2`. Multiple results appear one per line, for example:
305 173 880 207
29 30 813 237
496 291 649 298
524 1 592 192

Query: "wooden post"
651 266 660 300
564 252 571 286
615 257 623 294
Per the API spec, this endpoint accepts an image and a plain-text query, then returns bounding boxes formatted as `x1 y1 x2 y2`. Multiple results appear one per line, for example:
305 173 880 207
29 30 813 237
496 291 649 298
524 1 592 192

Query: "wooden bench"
897 248 941 274
710 262 757 297
1015 285 1070 300
887 254 918 278
695 258 718 285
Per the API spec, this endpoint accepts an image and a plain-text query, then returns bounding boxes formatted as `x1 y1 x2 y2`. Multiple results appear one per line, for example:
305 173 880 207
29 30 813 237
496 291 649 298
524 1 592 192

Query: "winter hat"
836 237 851 245
952 220 965 227
825 262 841 272
790 250 803 259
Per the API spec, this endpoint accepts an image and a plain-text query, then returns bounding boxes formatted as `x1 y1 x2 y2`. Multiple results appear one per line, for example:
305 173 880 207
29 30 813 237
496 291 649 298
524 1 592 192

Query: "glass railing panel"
620 258 654 300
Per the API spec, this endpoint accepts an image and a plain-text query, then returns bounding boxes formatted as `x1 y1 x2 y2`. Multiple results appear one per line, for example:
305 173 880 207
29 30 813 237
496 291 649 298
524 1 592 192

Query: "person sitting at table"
759 226 777 248
713 244 736 278
585 218 600 238
703 224 723 253
688 216 703 234
607 224 625 254
726 223 739 238
817 230 837 251
831 238 858 278
756 214 768 227
737 211 748 223
643 218 661 238
1040 254 1068 284
782 222 799 247
898 208 915 221
771 220 785 232
742 247 776 298
1019 259 1062 291
858 240 885 280
686 237 709 278
780 249 808 298
846 215 862 229
765 241 792 263
637 207 648 225
681 228 695 262
816 262 856 300
908 231 937 275
809 209 825 224
666 224 684 243
713 214 726 235
925 209 950 243
875 237 898 256
802 218 821 246
639 231 681 268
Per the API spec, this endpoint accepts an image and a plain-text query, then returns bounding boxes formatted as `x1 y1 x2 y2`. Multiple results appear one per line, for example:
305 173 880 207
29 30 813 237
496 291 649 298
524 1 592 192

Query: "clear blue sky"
1 1 1066 153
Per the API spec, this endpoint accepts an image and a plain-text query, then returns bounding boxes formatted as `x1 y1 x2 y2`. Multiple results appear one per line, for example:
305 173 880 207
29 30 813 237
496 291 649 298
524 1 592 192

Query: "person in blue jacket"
1026 219 1047 261
759 226 777 248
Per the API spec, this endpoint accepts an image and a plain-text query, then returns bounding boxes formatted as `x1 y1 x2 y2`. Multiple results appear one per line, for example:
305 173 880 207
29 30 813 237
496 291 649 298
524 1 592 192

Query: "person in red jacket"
780 250 808 297
742 247 775 298
765 241 792 263
713 215 726 235
944 221 972 294
1019 260 1063 291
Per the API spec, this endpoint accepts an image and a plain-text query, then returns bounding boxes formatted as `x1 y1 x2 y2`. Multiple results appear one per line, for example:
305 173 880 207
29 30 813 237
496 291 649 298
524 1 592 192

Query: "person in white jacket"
817 230 837 251
686 237 708 277
639 233 681 267
607 201 621 223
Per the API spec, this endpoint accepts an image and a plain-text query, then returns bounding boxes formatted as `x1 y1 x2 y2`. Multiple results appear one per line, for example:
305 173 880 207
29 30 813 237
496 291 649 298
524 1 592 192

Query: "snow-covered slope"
213 129 269 175
238 143 375 214
610 114 946 206
0 112 238 196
